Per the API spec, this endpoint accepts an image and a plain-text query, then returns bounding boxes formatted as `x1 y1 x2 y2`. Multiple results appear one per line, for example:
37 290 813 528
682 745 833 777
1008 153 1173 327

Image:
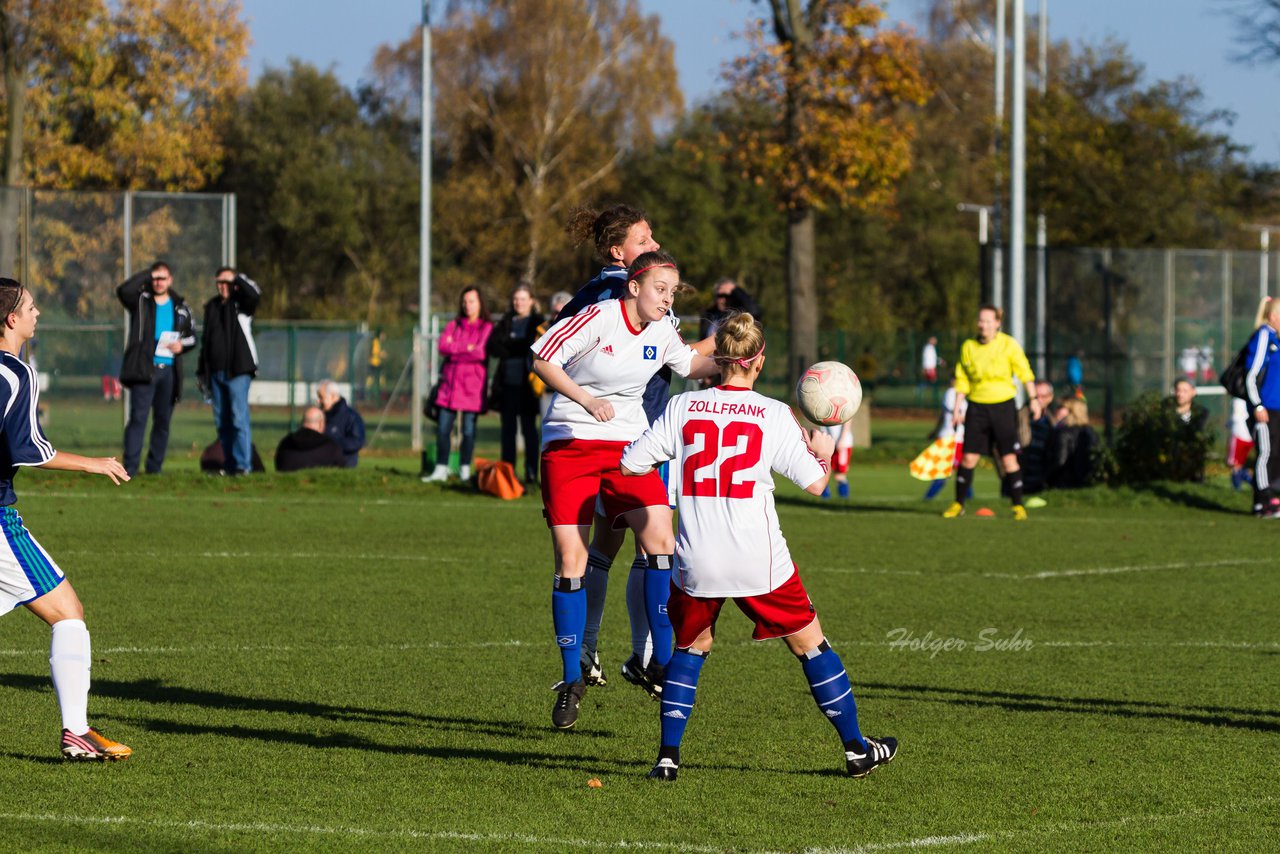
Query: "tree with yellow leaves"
1 0 246 191
724 0 928 374
0 0 247 310
373 0 682 295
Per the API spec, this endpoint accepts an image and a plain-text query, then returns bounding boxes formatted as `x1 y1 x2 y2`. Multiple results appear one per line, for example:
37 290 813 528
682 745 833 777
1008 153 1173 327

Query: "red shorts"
1228 435 1254 468
923 367 937 383
668 569 817 647
540 439 668 528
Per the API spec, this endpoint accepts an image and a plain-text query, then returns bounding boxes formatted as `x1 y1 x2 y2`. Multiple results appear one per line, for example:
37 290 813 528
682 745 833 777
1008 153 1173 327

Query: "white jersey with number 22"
621 386 828 598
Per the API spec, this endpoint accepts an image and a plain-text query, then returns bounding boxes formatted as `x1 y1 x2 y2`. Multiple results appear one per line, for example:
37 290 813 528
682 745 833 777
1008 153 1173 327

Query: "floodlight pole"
1244 224 1276 301
1009 0 1027 349
1265 229 1272 298
1034 0 1048 376
992 0 1006 311
958 203 991 298
414 1 433 453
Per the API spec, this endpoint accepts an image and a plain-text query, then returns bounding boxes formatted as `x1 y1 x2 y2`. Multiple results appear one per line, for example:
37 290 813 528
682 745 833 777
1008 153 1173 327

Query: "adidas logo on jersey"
662 709 687 719
601 345 615 356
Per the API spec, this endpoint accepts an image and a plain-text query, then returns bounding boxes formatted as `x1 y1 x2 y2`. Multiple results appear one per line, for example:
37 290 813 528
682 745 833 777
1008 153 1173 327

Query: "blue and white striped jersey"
0 351 55 505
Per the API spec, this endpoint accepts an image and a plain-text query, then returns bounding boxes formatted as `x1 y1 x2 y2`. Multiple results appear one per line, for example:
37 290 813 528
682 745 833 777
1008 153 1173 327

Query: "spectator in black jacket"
699 277 762 339
197 267 261 476
316 379 365 468
276 406 345 473
117 262 197 476
1021 380 1056 494
1046 397 1099 489
486 283 544 483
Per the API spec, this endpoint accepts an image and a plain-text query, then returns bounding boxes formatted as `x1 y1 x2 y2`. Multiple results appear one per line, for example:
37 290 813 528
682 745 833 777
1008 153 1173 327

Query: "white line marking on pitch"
805 833 990 852
58 549 472 563
19 491 528 510
984 557 1272 580
0 813 727 851
2 637 1273 659
814 566 925 576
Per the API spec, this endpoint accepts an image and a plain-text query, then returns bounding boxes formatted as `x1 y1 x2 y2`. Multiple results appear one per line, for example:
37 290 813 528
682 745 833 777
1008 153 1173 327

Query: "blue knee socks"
659 648 707 757
551 575 586 685
644 554 674 667
799 640 865 749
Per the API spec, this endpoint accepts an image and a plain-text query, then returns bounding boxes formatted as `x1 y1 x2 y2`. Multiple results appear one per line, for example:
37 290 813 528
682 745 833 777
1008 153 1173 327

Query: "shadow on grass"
861 681 1280 733
774 494 920 515
0 673 616 743
0 752 64 765
1139 482 1242 515
108 716 643 772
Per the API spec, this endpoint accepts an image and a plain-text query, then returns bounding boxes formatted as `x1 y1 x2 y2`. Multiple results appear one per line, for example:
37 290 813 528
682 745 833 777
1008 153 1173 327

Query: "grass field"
0 399 1277 851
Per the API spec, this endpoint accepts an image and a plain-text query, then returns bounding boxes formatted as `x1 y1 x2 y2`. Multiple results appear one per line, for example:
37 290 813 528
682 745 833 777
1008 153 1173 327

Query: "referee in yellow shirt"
945 305 1043 520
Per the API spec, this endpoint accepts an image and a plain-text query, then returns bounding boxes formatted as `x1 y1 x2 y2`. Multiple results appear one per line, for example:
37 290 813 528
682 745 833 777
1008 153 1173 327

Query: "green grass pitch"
0 408 1277 851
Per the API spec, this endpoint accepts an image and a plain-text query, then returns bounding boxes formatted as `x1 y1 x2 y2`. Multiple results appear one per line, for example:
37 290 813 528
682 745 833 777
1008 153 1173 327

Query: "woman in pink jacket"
424 287 493 482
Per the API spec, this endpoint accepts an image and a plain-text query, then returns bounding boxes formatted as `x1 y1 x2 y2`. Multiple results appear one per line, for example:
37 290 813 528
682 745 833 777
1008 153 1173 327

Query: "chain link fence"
7 193 1277 452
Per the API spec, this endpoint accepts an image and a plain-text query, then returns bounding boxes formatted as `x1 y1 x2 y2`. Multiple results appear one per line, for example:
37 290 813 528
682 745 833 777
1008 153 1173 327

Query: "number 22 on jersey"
681 419 763 498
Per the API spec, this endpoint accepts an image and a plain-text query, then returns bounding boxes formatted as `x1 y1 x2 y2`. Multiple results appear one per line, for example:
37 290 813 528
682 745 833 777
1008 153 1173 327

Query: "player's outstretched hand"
94 457 130 485
805 429 835 461
585 397 615 422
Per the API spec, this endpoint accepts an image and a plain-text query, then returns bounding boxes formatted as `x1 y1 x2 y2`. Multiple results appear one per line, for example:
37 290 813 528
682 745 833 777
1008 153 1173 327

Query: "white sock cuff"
51 619 90 657
51 617 89 637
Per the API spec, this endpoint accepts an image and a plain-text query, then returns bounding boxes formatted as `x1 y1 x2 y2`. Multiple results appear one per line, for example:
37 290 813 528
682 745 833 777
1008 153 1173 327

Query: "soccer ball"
795 361 862 426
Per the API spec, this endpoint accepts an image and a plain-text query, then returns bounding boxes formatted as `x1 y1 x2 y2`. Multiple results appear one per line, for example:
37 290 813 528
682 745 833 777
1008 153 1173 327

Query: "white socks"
626 557 653 662
459 464 471 481
50 619 91 734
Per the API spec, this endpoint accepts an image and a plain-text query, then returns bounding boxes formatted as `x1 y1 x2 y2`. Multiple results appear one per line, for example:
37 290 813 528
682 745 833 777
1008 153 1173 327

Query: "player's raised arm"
802 429 835 496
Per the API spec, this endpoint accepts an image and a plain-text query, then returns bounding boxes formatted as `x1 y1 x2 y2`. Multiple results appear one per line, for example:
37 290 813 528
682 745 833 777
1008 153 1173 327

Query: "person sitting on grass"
0 278 133 761
317 379 365 468
276 406 345 473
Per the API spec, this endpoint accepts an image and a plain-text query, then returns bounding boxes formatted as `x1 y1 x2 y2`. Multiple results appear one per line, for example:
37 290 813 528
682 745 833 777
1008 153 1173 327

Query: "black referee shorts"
965 399 1020 457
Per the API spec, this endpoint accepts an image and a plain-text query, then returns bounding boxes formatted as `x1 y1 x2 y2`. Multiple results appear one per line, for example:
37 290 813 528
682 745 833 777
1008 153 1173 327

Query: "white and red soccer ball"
795 361 862 426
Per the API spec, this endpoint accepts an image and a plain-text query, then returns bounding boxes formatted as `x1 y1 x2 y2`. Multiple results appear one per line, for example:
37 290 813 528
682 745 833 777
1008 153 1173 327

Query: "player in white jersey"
621 311 898 780
0 279 133 761
532 251 718 729
819 421 853 498
1227 396 1254 490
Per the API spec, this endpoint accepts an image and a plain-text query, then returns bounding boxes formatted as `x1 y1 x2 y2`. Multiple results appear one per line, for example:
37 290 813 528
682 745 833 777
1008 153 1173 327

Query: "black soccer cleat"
845 735 898 778
551 680 587 730
647 757 679 781
580 650 608 687
620 654 663 700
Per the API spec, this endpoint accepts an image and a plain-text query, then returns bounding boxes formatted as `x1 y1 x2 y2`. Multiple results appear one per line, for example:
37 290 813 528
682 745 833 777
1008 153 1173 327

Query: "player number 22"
681 419 763 498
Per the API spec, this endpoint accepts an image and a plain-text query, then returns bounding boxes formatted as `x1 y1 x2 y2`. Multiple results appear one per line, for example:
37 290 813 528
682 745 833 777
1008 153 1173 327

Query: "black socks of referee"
1004 471 1024 506
954 465 974 505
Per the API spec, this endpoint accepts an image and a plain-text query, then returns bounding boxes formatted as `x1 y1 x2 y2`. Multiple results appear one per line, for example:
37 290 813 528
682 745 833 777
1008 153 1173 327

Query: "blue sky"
239 0 1280 164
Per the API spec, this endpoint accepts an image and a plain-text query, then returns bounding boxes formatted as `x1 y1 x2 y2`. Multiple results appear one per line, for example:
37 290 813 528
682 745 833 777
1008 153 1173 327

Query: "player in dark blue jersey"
0 279 134 761
559 205 715 700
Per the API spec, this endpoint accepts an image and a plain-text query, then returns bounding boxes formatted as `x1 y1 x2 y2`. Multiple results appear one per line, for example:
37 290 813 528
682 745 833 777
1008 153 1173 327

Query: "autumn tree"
0 0 247 190
722 0 928 376
619 103 787 320
0 0 247 307
372 0 682 299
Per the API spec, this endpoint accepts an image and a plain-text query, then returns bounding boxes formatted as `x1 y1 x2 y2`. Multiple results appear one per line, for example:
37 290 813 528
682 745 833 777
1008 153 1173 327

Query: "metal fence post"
1162 249 1175 394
